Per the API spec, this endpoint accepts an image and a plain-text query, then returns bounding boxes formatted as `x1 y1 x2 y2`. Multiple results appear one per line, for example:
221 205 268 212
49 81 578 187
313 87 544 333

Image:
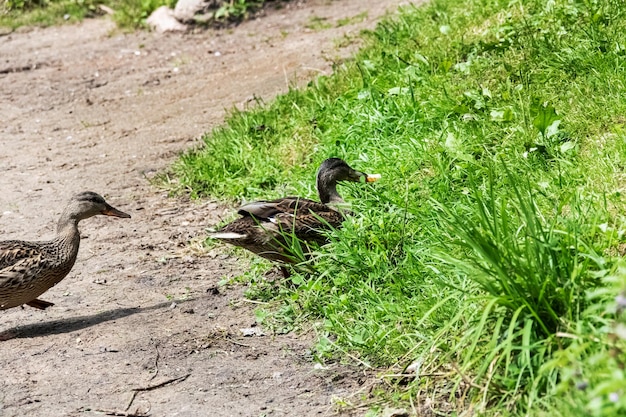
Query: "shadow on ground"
0 299 194 340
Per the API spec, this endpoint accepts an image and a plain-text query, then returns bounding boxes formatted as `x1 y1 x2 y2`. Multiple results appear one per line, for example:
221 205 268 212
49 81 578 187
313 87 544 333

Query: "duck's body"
212 158 379 267
0 192 131 311
216 196 346 264
0 236 80 310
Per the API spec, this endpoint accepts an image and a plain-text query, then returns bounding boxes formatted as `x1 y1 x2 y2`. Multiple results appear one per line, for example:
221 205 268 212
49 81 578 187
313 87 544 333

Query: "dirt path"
0 1 413 416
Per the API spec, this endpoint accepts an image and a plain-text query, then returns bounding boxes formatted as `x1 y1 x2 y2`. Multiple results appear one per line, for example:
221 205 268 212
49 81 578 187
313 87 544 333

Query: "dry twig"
450 363 484 391
125 373 191 411
150 343 160 381
132 374 191 392
92 408 149 417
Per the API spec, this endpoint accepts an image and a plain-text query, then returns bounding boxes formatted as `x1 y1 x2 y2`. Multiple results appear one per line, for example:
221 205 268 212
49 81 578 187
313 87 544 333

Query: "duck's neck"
54 213 82 259
317 177 344 205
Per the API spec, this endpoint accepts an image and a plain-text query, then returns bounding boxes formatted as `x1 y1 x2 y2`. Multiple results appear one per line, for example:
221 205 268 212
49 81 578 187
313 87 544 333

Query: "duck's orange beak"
102 205 131 218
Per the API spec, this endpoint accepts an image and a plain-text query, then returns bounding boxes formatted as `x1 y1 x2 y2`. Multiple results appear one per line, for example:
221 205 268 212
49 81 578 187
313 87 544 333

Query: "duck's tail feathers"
26 298 55 310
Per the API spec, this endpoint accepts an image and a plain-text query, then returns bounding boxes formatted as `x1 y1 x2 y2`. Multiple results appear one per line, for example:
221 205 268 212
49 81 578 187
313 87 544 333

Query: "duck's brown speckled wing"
241 195 341 223
238 196 344 239
0 240 56 310
215 197 345 264
237 197 327 218
0 240 45 270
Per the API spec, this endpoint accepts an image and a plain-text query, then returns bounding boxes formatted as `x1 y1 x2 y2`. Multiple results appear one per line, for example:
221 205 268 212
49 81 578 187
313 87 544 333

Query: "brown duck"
211 158 380 271
0 191 131 310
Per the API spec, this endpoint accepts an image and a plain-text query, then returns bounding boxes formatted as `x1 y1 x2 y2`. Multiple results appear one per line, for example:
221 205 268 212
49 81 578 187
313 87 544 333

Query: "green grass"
0 0 271 30
173 0 626 415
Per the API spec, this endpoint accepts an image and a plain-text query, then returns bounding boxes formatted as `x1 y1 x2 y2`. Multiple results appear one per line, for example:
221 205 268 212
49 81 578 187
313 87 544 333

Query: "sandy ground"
0 1 417 416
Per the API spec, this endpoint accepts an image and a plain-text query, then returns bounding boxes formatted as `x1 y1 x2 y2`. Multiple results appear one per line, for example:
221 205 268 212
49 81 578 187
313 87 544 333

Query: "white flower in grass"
616 292 626 313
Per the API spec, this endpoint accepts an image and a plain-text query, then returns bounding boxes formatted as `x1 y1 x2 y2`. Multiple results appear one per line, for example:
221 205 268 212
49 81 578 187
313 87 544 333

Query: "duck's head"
317 158 380 183
66 191 131 222
316 158 380 204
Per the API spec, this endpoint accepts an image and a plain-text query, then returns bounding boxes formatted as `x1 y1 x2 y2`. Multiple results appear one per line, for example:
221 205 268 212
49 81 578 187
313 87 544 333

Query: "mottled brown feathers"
212 159 378 268
0 192 130 311
216 197 345 264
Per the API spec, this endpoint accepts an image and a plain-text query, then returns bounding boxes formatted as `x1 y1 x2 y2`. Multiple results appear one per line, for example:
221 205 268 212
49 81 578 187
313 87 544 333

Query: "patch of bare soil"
0 1 414 415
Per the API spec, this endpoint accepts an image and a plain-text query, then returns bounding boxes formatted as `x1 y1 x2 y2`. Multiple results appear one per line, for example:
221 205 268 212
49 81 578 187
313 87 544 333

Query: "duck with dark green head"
211 158 380 275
